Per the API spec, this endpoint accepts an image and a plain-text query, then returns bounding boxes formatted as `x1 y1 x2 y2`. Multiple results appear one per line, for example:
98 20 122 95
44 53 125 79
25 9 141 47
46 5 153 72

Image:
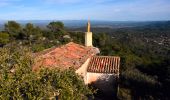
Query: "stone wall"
76 59 119 98
86 72 118 96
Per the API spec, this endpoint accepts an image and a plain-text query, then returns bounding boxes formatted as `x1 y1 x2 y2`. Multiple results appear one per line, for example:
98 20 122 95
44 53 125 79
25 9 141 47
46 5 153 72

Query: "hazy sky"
0 0 170 21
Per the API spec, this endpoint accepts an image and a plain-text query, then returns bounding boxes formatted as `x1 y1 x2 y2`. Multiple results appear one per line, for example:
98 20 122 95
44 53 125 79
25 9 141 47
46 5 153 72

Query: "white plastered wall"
85 32 92 47
75 58 91 83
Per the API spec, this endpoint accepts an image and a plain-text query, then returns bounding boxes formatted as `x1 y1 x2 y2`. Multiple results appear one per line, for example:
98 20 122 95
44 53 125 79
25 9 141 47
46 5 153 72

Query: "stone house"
33 21 120 94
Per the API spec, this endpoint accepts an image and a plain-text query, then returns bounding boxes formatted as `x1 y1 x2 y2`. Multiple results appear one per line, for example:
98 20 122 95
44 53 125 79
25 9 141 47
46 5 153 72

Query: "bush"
119 69 159 99
0 32 9 46
0 47 93 100
32 44 45 52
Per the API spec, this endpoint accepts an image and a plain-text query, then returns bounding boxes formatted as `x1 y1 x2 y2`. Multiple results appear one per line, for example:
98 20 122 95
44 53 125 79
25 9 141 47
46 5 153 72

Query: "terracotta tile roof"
33 42 100 71
87 56 120 74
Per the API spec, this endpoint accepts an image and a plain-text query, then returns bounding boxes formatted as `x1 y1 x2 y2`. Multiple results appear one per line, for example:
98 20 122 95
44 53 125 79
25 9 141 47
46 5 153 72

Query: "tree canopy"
5 21 22 37
47 21 64 32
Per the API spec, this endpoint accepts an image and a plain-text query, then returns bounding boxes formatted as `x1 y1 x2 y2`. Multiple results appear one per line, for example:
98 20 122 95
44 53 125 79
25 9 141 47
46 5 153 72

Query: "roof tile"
33 42 99 71
87 56 120 74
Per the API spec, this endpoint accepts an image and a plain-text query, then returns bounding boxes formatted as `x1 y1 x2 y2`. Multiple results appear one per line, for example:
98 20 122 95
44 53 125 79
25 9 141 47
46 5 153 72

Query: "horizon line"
0 19 170 22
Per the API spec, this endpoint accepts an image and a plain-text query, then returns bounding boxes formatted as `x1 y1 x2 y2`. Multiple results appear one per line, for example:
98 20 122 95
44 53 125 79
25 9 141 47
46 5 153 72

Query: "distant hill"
0 20 170 31
67 21 170 34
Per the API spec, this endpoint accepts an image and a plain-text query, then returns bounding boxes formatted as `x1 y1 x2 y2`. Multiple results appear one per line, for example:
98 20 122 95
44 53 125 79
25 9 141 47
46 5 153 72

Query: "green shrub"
0 32 9 46
0 47 93 100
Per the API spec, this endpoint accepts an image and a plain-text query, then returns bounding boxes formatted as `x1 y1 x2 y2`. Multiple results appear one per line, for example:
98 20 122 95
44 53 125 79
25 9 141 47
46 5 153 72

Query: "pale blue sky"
0 0 170 21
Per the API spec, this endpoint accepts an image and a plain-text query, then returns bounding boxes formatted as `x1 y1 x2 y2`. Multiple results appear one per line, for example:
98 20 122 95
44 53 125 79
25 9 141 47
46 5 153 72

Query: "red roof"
33 42 99 71
87 56 120 74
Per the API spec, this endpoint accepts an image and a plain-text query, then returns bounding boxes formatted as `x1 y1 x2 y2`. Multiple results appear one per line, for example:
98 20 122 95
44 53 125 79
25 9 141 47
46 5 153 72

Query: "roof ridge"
65 42 86 48
34 42 81 56
92 56 120 58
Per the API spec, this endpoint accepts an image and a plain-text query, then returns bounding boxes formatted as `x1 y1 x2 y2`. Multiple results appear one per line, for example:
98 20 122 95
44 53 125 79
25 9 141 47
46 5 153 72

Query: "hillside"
0 20 170 99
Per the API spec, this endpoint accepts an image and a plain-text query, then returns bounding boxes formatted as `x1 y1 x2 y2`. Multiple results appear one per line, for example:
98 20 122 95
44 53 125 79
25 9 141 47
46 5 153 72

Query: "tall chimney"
85 21 93 47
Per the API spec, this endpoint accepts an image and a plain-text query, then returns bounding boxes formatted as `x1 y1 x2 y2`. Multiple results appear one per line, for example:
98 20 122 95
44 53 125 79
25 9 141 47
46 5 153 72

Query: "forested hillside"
0 21 170 99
